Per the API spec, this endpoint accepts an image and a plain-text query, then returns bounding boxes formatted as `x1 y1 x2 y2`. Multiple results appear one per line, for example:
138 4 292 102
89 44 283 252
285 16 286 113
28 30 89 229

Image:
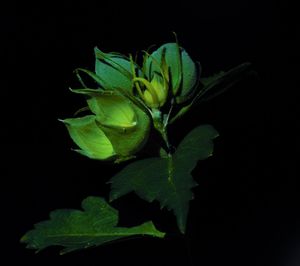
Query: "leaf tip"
59 250 66 255
35 249 43 254
156 231 166 238
20 234 28 243
109 193 117 202
179 226 186 234
214 131 220 139
57 118 66 124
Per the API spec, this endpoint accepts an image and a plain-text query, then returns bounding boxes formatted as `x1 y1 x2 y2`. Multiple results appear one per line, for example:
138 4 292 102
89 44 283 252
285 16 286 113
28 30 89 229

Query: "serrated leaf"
109 125 219 233
21 197 165 254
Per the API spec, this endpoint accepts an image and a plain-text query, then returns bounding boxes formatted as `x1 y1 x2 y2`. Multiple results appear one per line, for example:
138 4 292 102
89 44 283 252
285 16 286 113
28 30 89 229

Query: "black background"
1 1 300 265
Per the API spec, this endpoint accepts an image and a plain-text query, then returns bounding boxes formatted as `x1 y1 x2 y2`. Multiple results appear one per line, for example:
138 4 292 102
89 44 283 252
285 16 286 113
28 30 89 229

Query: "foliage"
21 197 164 254
22 38 251 254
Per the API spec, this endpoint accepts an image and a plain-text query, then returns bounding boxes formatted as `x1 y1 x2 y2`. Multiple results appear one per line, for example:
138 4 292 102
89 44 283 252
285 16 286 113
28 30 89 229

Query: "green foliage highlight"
21 197 165 254
109 125 219 233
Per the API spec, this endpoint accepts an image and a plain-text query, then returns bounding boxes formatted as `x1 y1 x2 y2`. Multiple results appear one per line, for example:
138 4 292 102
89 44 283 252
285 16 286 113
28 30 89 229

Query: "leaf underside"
109 125 219 233
21 197 165 254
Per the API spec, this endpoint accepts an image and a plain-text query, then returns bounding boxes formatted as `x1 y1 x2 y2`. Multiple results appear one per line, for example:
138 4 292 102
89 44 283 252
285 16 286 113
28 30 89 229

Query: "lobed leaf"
109 125 219 233
21 197 165 254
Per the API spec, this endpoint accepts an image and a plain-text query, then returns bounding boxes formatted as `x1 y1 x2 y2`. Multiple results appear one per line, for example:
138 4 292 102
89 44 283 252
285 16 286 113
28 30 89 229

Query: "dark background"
1 1 299 265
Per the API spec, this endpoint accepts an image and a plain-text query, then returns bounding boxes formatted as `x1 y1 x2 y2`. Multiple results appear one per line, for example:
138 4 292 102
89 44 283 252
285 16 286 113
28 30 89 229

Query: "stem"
161 127 171 151
152 108 194 265
163 99 174 127
152 109 171 153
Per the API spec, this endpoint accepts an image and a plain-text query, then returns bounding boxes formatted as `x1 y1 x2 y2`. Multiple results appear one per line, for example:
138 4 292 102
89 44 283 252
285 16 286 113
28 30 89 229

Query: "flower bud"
144 43 200 104
151 75 167 104
133 74 168 109
60 115 115 160
94 47 134 91
61 89 150 162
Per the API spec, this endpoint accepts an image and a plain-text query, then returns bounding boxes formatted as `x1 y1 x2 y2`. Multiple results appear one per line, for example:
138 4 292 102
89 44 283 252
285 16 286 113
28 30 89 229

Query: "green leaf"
198 62 252 103
21 197 165 254
201 71 226 87
169 62 252 124
109 125 219 233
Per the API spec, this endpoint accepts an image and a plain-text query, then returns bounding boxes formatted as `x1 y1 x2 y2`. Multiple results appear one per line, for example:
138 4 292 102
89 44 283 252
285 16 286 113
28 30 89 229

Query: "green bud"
144 43 200 104
94 47 133 91
151 74 167 105
62 89 150 161
87 91 137 129
60 115 115 160
133 74 168 109
143 89 157 108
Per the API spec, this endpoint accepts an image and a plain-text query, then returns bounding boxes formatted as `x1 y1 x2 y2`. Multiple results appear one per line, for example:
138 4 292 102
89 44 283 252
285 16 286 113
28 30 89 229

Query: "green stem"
161 127 171 151
152 109 171 153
